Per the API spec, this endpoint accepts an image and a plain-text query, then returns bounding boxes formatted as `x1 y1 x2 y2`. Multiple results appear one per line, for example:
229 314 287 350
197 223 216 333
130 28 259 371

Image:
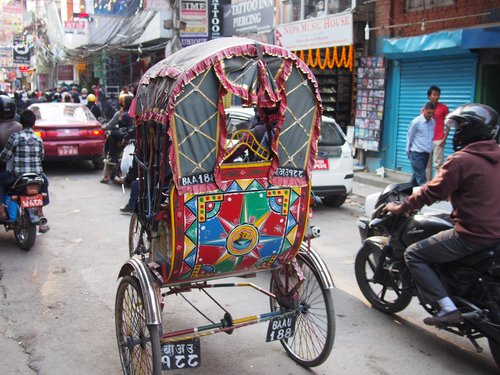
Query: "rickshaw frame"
115 37 336 374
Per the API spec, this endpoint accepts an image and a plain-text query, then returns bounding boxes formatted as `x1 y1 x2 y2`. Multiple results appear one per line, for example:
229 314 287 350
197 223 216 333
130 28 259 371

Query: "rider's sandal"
100 177 111 184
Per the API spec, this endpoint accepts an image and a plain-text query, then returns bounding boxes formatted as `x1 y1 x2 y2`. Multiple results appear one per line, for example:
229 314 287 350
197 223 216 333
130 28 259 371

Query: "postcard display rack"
353 57 386 151
311 68 352 131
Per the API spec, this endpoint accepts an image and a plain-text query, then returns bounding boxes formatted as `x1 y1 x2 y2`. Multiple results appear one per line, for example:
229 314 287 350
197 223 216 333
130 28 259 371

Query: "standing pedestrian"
407 101 436 186
425 85 449 180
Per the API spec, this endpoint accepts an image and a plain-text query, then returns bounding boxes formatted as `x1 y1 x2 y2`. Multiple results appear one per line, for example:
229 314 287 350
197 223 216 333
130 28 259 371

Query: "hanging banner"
222 0 274 36
275 13 353 50
12 37 30 65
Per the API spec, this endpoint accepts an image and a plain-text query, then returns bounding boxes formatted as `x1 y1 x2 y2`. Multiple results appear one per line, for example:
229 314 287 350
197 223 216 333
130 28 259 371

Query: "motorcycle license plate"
57 145 78 156
313 158 329 170
161 338 201 370
20 194 44 208
266 313 297 342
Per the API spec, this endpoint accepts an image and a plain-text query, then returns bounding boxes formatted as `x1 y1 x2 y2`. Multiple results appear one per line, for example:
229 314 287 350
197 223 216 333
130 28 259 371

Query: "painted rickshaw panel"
132 37 322 285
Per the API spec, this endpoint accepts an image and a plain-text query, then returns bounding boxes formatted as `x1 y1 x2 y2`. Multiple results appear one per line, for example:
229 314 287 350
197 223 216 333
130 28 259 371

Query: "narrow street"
0 161 497 374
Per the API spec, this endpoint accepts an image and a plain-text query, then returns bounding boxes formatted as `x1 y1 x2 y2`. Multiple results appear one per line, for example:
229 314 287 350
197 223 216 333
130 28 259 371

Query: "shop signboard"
275 13 353 50
1 3 23 35
57 64 74 81
222 0 274 36
12 38 30 65
64 19 88 35
0 46 13 67
208 0 230 40
144 0 169 10
180 0 208 43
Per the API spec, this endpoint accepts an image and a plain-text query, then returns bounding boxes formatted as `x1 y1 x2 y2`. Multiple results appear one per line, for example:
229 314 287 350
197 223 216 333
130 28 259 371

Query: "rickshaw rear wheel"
115 275 162 375
269 254 335 367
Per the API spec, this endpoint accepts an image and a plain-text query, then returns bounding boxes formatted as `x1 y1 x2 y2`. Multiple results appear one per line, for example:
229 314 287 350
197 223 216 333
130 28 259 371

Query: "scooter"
2 173 46 250
354 183 500 367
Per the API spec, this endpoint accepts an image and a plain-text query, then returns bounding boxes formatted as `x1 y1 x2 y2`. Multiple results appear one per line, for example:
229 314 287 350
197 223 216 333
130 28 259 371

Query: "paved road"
0 162 497 374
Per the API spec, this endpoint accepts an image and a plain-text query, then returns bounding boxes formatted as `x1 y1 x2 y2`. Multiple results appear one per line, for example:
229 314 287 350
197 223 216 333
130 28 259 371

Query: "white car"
225 106 354 207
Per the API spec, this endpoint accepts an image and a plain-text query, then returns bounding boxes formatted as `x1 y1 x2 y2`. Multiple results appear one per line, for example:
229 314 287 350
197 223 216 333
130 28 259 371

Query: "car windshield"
319 121 345 146
31 104 96 122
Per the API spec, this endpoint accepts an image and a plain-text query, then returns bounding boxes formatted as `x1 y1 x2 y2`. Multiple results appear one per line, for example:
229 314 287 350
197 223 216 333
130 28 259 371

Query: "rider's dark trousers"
404 228 488 304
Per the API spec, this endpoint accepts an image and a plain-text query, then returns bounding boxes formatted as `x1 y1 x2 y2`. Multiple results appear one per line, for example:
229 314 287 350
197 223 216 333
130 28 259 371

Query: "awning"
383 30 467 58
462 26 500 49
383 26 500 59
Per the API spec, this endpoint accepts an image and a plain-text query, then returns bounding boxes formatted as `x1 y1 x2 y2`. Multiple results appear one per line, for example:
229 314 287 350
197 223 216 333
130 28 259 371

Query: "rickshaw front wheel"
115 275 162 375
269 254 335 367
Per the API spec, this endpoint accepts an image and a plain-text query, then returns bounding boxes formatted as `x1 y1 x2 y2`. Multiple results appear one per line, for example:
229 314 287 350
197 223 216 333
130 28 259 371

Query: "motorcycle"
354 183 500 367
2 173 46 250
102 124 135 180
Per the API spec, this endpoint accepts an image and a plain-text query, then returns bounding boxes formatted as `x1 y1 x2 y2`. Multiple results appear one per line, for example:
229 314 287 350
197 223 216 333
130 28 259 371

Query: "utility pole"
165 0 182 57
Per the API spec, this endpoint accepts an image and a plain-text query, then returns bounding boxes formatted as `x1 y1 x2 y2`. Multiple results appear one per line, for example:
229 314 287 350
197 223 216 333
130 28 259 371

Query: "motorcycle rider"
0 109 49 232
86 94 102 120
100 95 134 183
0 95 22 221
385 103 500 325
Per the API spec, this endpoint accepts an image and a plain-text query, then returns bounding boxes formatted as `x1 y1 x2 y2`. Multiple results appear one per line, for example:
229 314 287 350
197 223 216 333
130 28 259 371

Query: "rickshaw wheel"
115 275 162 375
269 254 335 367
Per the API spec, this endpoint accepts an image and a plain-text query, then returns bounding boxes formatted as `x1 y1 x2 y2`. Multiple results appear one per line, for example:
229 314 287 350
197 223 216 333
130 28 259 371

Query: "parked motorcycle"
2 173 46 250
354 183 500 367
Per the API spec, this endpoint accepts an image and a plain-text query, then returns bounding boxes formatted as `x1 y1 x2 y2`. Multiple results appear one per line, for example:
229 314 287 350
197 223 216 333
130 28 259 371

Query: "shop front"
275 13 355 131
380 28 500 175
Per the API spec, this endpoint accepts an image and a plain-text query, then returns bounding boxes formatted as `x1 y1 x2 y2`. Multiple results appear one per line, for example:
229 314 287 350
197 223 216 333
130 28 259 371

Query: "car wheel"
322 195 347 207
93 159 105 170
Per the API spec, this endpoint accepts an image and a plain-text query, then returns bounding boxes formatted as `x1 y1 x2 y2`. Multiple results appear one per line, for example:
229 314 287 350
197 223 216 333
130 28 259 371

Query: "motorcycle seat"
458 244 500 266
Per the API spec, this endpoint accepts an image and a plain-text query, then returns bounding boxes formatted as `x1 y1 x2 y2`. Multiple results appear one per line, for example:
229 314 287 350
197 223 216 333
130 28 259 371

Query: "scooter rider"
384 103 500 326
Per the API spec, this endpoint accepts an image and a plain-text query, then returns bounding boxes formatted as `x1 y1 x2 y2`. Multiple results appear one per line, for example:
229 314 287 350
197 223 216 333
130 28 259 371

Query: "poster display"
353 57 386 151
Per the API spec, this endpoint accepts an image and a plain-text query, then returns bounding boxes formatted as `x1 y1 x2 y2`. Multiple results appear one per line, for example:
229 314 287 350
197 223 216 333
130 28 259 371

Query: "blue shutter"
395 55 477 173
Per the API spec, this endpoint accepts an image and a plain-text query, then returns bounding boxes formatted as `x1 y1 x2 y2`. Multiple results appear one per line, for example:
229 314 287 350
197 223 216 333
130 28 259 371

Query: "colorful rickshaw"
115 37 335 374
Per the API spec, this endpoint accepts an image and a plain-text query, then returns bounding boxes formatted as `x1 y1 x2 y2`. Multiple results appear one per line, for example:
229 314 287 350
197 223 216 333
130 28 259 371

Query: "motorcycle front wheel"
14 209 37 251
489 339 500 368
355 244 412 314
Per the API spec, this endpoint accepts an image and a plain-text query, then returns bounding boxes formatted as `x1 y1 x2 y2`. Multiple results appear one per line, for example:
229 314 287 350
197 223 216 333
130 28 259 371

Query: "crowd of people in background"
0 83 136 120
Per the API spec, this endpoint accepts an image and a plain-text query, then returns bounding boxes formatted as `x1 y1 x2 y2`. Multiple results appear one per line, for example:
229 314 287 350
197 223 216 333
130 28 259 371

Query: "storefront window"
281 0 352 23
406 0 455 11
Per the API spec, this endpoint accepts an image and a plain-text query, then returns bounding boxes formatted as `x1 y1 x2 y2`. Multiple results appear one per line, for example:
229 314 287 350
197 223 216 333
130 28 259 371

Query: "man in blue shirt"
407 102 436 186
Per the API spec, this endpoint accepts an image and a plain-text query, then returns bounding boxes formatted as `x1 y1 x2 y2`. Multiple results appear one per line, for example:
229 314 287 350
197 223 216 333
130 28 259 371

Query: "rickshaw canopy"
133 37 322 194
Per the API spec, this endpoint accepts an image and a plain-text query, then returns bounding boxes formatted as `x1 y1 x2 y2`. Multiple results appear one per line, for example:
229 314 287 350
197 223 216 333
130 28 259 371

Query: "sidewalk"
351 169 410 199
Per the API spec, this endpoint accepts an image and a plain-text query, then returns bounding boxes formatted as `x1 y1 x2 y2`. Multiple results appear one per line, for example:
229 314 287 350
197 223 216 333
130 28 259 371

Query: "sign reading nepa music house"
223 0 274 36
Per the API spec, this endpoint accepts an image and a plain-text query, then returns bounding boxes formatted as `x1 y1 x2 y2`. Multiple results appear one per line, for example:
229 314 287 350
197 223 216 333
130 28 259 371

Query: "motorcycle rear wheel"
355 244 412 314
14 209 37 251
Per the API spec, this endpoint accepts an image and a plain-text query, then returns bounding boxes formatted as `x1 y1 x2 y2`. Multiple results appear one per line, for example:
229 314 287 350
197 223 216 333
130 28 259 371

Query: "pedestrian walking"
425 85 449 179
407 101 436 186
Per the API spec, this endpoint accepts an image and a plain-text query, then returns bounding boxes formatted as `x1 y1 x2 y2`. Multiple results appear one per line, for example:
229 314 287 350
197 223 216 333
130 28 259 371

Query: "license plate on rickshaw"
57 145 78 156
20 194 44 208
161 338 201 370
266 314 297 342
313 158 329 170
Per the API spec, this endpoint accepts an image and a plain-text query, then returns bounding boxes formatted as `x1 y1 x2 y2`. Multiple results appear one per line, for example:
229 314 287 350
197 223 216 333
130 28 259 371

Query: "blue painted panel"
393 55 477 174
